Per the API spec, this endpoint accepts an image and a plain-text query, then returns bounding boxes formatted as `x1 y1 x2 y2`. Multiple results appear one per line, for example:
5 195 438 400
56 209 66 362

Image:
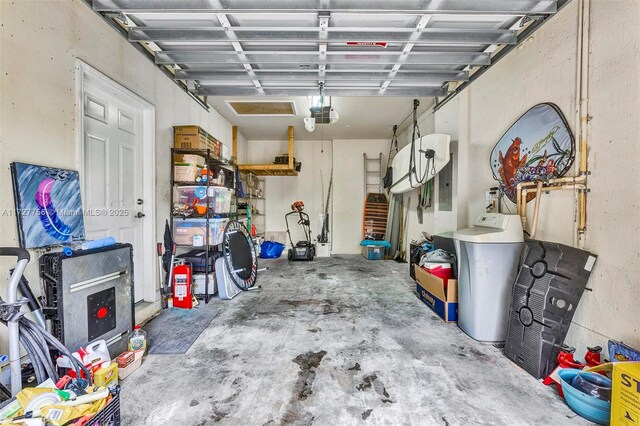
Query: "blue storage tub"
558 369 611 425
362 245 385 260
260 241 285 259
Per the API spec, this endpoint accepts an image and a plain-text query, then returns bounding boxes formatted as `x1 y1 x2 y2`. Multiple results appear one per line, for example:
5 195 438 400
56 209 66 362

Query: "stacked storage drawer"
174 186 233 216
174 218 228 246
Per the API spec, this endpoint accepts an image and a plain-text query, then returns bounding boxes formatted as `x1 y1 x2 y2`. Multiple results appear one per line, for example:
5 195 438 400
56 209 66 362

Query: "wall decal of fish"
498 137 528 195
490 103 576 204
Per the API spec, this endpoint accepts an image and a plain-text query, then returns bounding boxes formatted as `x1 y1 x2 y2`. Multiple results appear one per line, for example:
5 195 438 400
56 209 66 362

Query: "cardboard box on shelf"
174 153 206 182
174 163 201 182
221 143 230 161
174 125 220 157
213 139 222 159
611 361 640 426
414 265 458 322
174 153 206 167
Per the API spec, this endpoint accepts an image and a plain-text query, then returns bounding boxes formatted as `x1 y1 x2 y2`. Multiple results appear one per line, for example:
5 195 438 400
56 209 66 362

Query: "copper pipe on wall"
576 0 591 244
530 181 544 239
517 0 591 244
517 176 587 235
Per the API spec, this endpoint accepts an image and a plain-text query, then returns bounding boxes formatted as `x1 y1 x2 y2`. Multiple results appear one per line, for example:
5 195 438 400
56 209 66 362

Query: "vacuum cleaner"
285 201 315 261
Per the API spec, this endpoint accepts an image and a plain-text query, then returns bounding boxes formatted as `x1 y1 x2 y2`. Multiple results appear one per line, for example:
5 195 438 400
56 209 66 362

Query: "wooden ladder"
363 153 383 195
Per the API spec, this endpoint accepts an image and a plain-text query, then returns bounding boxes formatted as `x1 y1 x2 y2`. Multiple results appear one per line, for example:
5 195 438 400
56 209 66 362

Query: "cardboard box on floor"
611 362 640 425
414 265 458 322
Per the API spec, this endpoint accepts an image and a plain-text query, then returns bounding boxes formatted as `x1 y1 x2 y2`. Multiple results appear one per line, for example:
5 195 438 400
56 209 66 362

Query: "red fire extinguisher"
172 262 193 309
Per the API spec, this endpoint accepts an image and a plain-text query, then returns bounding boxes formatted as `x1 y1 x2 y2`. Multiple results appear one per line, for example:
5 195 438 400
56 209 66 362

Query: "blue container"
362 245 385 260
558 369 611 425
260 241 285 259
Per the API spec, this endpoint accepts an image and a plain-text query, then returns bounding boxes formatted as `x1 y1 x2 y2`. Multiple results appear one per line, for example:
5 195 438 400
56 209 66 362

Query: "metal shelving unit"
170 148 236 304
238 173 266 237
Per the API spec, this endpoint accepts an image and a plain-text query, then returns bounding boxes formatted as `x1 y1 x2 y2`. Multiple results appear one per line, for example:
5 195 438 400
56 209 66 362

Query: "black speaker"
504 240 596 379
40 243 134 359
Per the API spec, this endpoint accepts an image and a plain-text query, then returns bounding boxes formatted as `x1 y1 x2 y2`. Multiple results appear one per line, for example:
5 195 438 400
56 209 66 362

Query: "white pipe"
574 0 584 172
518 176 587 210
575 0 591 248
573 0 584 247
8 258 28 396
519 182 587 233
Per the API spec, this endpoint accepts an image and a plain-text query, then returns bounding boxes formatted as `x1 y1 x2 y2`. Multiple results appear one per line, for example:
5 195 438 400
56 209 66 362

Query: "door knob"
137 199 144 205
136 212 146 218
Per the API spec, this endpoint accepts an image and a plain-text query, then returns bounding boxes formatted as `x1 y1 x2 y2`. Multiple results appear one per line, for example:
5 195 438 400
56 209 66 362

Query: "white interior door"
82 80 146 302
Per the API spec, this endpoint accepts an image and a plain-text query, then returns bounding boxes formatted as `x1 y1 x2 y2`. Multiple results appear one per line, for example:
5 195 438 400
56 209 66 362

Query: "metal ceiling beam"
94 0 557 15
434 0 572 111
254 81 444 88
129 28 516 45
214 12 264 93
318 12 330 83
381 14 432 93
78 1 210 111
175 70 468 82
195 87 448 97
156 51 490 65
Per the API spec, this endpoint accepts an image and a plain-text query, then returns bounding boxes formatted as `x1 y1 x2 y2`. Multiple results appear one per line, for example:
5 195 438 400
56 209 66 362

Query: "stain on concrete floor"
121 256 588 425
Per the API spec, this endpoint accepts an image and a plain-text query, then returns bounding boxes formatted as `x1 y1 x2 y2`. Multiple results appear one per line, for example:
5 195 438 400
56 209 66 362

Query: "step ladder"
363 153 383 195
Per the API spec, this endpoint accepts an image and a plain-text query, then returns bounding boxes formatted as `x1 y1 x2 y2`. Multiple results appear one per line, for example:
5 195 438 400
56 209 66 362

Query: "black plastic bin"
0 387 121 426
88 389 121 426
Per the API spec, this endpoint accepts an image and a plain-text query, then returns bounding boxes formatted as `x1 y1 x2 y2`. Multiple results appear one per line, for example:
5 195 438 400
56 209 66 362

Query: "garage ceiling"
90 0 565 100
207 96 434 140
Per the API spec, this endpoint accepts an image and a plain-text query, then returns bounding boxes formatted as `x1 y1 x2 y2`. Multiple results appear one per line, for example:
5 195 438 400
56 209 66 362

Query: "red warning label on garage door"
346 41 387 48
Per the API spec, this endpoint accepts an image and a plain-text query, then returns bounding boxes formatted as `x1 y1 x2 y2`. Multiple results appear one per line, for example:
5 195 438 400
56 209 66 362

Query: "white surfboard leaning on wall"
390 134 451 194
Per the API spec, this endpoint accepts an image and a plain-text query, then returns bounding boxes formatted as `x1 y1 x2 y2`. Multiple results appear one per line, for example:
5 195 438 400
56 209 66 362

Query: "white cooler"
453 214 523 342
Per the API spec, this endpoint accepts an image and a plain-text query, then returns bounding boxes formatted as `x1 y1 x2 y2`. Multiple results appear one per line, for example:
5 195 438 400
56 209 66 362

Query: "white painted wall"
397 105 459 258
402 0 640 354
0 0 244 351
566 0 640 352
246 137 388 255
332 139 389 254
246 138 333 249
235 131 248 165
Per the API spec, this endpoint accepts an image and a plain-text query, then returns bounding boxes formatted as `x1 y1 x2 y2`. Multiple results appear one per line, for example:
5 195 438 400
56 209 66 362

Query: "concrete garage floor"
121 256 588 425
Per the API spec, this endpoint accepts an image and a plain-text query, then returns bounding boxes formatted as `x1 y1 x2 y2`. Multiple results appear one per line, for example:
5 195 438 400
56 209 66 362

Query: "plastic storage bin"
362 245 385 260
174 186 207 214
208 187 233 214
260 241 286 259
0 388 121 426
193 273 217 295
174 218 228 246
174 186 233 215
